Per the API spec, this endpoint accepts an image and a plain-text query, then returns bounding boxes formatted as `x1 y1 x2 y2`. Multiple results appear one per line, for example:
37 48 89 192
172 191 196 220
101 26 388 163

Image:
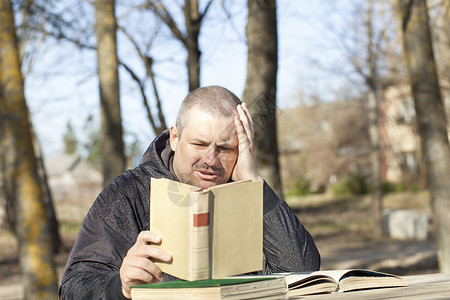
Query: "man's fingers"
123 264 160 283
130 231 172 262
124 256 164 281
241 103 254 140
236 105 254 155
122 244 170 284
135 231 161 246
232 104 262 182
234 116 249 151
237 104 249 131
130 243 172 262
120 231 173 298
120 259 161 299
237 104 253 142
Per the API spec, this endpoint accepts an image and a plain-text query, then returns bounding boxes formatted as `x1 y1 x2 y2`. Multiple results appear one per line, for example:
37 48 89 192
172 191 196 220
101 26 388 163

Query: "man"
59 86 320 299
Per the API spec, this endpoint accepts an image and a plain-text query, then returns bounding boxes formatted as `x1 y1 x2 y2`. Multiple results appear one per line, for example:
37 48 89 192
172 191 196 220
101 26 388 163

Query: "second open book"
150 177 264 281
275 269 407 296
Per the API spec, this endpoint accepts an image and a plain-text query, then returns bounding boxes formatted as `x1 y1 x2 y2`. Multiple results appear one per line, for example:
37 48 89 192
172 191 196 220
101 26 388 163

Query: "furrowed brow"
190 138 209 144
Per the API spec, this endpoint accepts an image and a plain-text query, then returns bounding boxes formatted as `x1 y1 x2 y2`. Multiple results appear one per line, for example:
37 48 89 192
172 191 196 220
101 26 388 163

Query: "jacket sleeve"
262 181 321 273
59 170 149 300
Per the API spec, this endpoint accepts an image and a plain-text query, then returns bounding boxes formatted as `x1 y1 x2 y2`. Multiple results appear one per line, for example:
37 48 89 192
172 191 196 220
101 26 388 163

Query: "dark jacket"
59 130 320 299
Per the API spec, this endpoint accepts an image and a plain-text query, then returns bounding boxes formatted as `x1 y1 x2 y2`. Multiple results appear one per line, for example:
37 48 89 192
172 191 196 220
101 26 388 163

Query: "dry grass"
288 190 438 275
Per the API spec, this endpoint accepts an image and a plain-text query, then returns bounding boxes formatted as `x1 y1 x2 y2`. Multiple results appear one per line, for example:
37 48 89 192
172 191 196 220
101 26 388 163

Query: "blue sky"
25 1 354 157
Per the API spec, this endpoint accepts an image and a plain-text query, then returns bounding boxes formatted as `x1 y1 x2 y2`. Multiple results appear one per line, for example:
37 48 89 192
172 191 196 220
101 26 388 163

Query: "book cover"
150 178 263 281
130 277 288 300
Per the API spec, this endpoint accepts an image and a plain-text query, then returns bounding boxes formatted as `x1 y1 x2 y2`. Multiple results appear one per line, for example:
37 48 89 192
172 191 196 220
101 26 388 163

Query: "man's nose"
201 146 219 166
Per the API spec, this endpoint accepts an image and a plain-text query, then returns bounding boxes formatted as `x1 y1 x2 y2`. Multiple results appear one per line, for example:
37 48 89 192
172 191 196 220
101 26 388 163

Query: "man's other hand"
232 103 262 182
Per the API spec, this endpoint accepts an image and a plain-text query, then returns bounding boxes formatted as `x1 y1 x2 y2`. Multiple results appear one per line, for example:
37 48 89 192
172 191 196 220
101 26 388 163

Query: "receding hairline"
175 86 242 135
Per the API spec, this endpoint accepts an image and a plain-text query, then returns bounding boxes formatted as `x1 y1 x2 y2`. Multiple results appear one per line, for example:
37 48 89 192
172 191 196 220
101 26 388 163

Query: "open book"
150 177 263 281
131 277 288 300
276 269 407 296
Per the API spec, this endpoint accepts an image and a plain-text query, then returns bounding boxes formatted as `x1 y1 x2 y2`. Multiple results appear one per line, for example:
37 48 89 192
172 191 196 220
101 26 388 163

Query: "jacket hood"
139 129 177 181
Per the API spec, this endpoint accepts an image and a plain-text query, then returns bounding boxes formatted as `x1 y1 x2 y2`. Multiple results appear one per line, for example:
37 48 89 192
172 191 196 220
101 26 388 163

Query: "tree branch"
145 0 186 44
120 62 159 134
118 25 166 133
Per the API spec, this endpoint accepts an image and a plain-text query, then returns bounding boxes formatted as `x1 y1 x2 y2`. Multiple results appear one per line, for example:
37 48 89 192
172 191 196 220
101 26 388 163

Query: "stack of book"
130 269 407 299
136 178 407 299
131 277 288 299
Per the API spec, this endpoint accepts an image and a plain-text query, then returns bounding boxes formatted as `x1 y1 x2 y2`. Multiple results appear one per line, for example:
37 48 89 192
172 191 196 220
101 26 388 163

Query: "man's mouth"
195 170 219 181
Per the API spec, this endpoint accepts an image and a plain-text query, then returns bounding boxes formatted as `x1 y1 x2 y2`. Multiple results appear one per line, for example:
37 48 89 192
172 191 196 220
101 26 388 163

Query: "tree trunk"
31 126 62 253
398 0 450 272
242 0 283 197
0 0 58 297
0 143 16 231
184 0 201 91
367 88 384 236
95 0 125 186
366 0 384 237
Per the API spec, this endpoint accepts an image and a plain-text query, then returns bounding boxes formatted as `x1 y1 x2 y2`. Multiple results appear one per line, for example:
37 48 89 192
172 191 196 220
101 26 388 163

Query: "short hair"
175 86 242 135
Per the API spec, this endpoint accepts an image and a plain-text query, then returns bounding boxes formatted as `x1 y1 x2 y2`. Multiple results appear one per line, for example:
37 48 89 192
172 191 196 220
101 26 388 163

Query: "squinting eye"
192 143 206 149
218 147 232 152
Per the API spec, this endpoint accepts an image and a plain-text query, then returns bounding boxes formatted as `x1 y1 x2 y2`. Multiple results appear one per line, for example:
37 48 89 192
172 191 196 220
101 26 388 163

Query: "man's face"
170 109 238 189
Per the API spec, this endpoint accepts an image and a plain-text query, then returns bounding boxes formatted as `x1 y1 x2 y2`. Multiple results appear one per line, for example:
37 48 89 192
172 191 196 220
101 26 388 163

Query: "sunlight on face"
170 109 238 189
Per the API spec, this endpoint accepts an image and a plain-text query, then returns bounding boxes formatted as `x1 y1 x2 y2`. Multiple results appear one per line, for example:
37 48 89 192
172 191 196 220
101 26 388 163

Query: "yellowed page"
210 180 263 278
150 178 197 280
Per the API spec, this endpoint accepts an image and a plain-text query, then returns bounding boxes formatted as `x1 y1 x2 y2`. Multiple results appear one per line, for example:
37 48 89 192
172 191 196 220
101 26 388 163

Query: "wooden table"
289 273 450 299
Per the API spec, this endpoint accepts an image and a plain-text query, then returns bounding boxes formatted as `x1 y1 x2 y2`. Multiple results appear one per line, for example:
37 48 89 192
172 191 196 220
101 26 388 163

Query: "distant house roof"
45 154 80 176
44 154 103 182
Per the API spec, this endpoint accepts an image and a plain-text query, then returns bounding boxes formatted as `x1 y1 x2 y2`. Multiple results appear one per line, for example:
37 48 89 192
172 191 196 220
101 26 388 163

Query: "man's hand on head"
119 231 172 299
232 103 262 182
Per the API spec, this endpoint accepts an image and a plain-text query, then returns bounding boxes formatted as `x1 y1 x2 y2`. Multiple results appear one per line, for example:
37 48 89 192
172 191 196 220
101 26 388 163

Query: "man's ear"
169 125 179 151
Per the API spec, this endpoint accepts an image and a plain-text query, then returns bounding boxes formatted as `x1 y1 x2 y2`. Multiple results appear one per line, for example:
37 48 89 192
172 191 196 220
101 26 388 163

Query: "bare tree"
0 0 58 297
316 0 401 235
397 0 450 272
119 25 167 135
0 0 63 253
365 0 384 236
242 0 282 197
30 122 62 254
144 0 213 91
95 0 125 186
428 0 450 104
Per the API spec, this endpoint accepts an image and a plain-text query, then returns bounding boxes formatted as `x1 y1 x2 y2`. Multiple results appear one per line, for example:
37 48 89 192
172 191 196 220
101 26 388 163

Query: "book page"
273 273 336 287
313 269 403 282
262 269 406 295
210 180 263 278
312 269 407 292
150 178 198 280
335 269 407 292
